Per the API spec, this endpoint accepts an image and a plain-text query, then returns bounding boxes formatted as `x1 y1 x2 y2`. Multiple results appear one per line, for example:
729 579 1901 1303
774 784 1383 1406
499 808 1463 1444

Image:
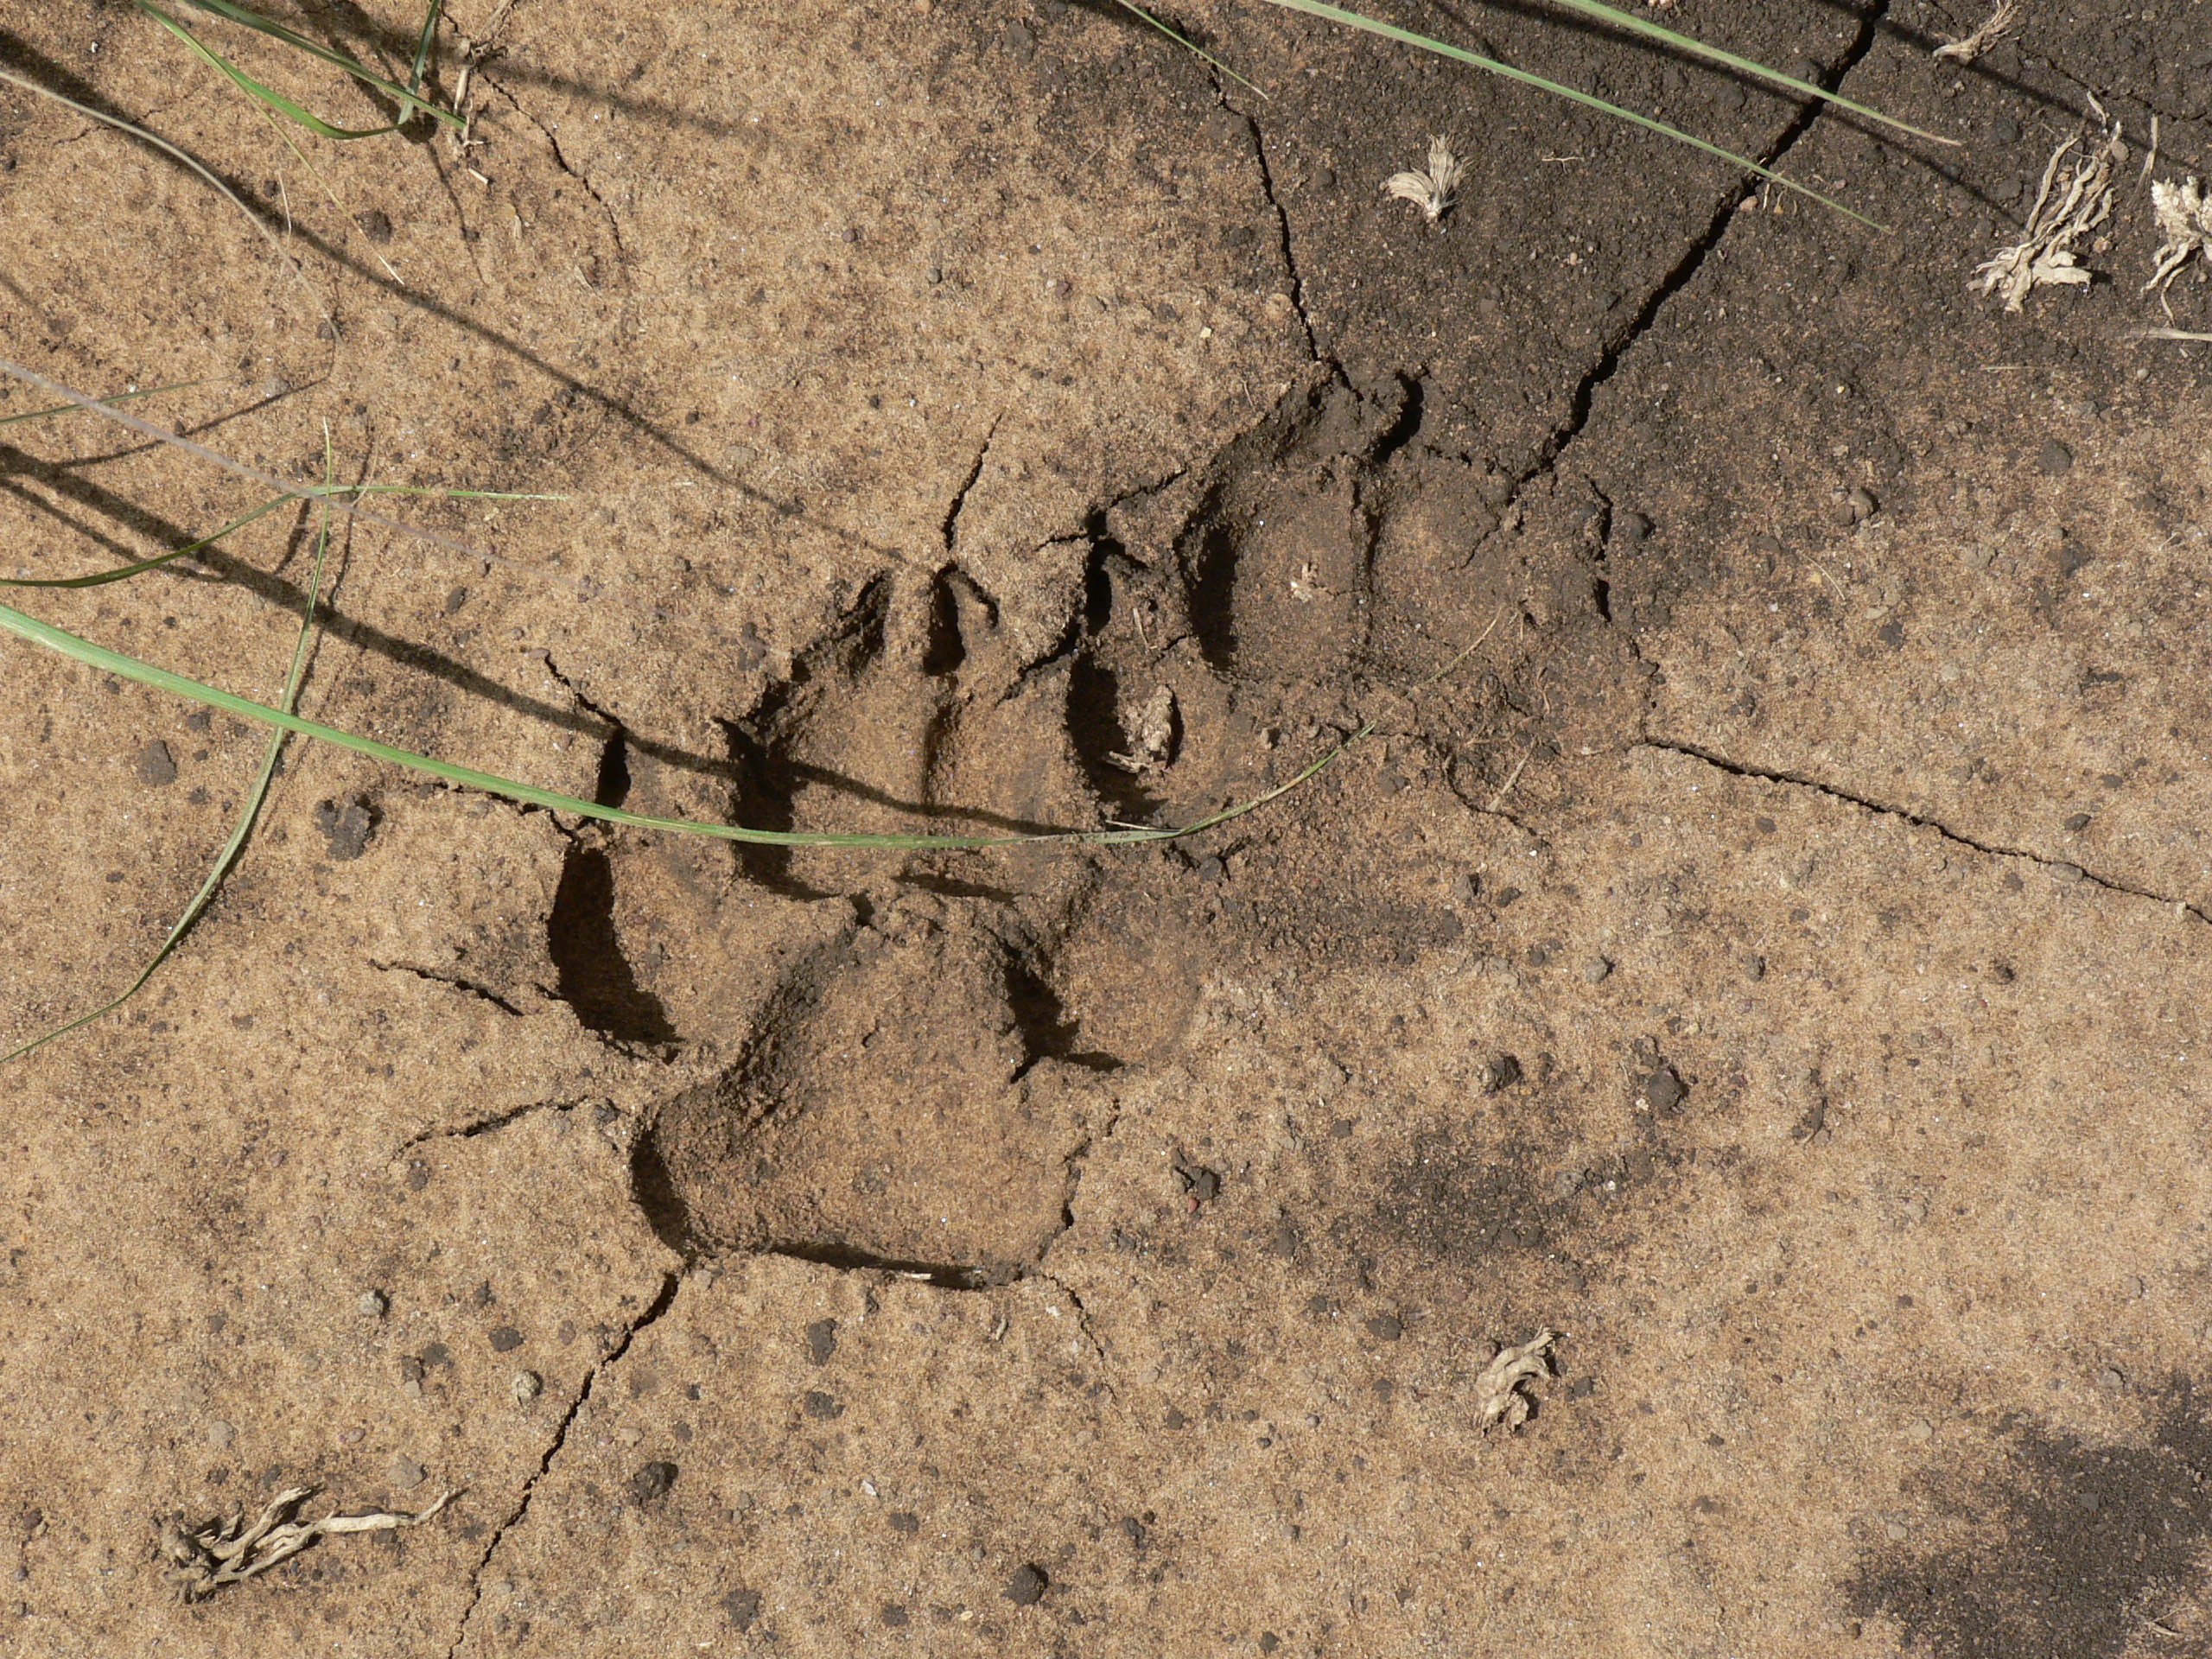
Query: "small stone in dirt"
1451 872 1479 904
804 1318 838 1365
1584 957 1613 984
803 1390 843 1420
1365 1313 1403 1342
2063 812 2092 832
207 1420 236 1449
488 1326 524 1352
2098 1367 2126 1391
355 208 394 244
389 1456 426 1490
313 794 378 861
722 1588 762 1630
1637 1066 1686 1115
1176 1163 1221 1204
1195 855 1225 883
1478 1053 1522 1095
1003 1564 1050 1605
1612 511 1652 546
1847 487 1879 522
511 1371 543 1404
1493 885 1522 907
881 1605 909 1626
887 1511 920 1534
135 740 178 787
2038 440 2075 475
630 1461 678 1505
357 1290 389 1319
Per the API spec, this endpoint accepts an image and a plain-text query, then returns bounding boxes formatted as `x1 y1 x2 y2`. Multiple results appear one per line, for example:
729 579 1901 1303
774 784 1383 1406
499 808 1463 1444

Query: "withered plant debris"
1384 137 1465 224
158 1484 456 1600
1975 125 2126 313
1105 685 1179 774
1474 1327 1560 1433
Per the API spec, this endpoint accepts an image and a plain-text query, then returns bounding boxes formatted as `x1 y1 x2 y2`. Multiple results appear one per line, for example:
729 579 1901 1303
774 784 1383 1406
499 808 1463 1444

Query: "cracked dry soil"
2 0 2211 1654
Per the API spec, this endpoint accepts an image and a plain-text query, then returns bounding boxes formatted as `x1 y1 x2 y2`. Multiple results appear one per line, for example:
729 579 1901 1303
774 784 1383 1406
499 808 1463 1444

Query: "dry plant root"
1474 1327 1560 1433
157 1484 456 1600
1933 0 2018 64
2145 177 2212 295
1974 124 2126 313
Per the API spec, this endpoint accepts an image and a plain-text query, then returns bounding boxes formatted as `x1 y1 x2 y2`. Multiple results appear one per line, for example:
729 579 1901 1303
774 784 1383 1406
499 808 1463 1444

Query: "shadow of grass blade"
135 0 462 137
1109 0 1271 98
0 448 341 1065
1252 0 1890 227
1536 0 1956 145
0 605 1360 857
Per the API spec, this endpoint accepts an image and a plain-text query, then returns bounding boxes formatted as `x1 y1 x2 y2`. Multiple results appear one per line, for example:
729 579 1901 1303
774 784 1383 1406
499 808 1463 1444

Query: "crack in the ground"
1507 6 1901 503
394 1098 568 1152
1217 91 1320 361
1643 736 2211 923
442 1268 681 1659
1033 1268 1114 1377
367 960 529 1017
482 76 630 265
940 418 1001 558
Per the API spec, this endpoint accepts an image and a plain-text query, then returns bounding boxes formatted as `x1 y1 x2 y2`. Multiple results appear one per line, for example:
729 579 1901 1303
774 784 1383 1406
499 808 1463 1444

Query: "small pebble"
1003 1564 1050 1606
2097 1367 2126 1392
1904 1419 1935 1445
1847 486 1879 522
1478 1053 1522 1095
134 740 178 788
1613 510 1653 546
1364 1313 1403 1342
2038 440 2075 476
206 1420 236 1449
355 208 394 244
631 1461 679 1504
1584 956 1613 984
358 1290 389 1318
389 1456 426 1490
1638 1066 1686 1114
512 1370 543 1404
805 1319 839 1365
488 1325 524 1352
2063 812 2092 832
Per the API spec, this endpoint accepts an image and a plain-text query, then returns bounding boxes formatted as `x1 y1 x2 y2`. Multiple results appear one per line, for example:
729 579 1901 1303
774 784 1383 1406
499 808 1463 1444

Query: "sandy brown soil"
2 0 2211 1653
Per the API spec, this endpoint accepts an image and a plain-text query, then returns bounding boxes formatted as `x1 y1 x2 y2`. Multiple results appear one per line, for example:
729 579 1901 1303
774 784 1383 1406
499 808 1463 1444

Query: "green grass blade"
0 493 296 590
1535 0 1956 145
408 0 442 99
1110 0 1272 99
0 378 203 431
136 0 462 136
1 443 340 1065
1252 0 1887 227
0 604 1358 852
176 0 460 124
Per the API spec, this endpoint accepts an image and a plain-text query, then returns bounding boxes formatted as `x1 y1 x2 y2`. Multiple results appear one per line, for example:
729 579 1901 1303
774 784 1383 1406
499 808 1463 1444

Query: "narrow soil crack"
367 960 528 1017
395 1098 565 1153
1510 3 1901 499
442 1269 681 1659
1217 94 1321 360
1032 1269 1114 1377
941 418 1001 557
480 76 629 264
1643 736 2210 921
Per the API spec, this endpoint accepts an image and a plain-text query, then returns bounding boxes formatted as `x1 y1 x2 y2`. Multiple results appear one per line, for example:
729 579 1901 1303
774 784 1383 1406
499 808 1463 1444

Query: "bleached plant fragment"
1104 685 1179 774
2145 177 2212 294
1474 1326 1560 1432
159 1484 455 1600
1974 124 2126 314
1933 0 2018 63
1384 137 1464 224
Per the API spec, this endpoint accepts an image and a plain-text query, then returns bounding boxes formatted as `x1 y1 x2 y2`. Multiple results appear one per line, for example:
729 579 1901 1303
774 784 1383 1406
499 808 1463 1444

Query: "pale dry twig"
1933 0 2018 64
158 1484 455 1600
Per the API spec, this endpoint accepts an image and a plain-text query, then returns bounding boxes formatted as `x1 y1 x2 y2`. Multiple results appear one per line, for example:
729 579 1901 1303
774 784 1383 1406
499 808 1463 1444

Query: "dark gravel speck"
135 741 177 787
1003 1564 1050 1605
630 1461 678 1505
804 1318 838 1365
2038 440 2074 476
